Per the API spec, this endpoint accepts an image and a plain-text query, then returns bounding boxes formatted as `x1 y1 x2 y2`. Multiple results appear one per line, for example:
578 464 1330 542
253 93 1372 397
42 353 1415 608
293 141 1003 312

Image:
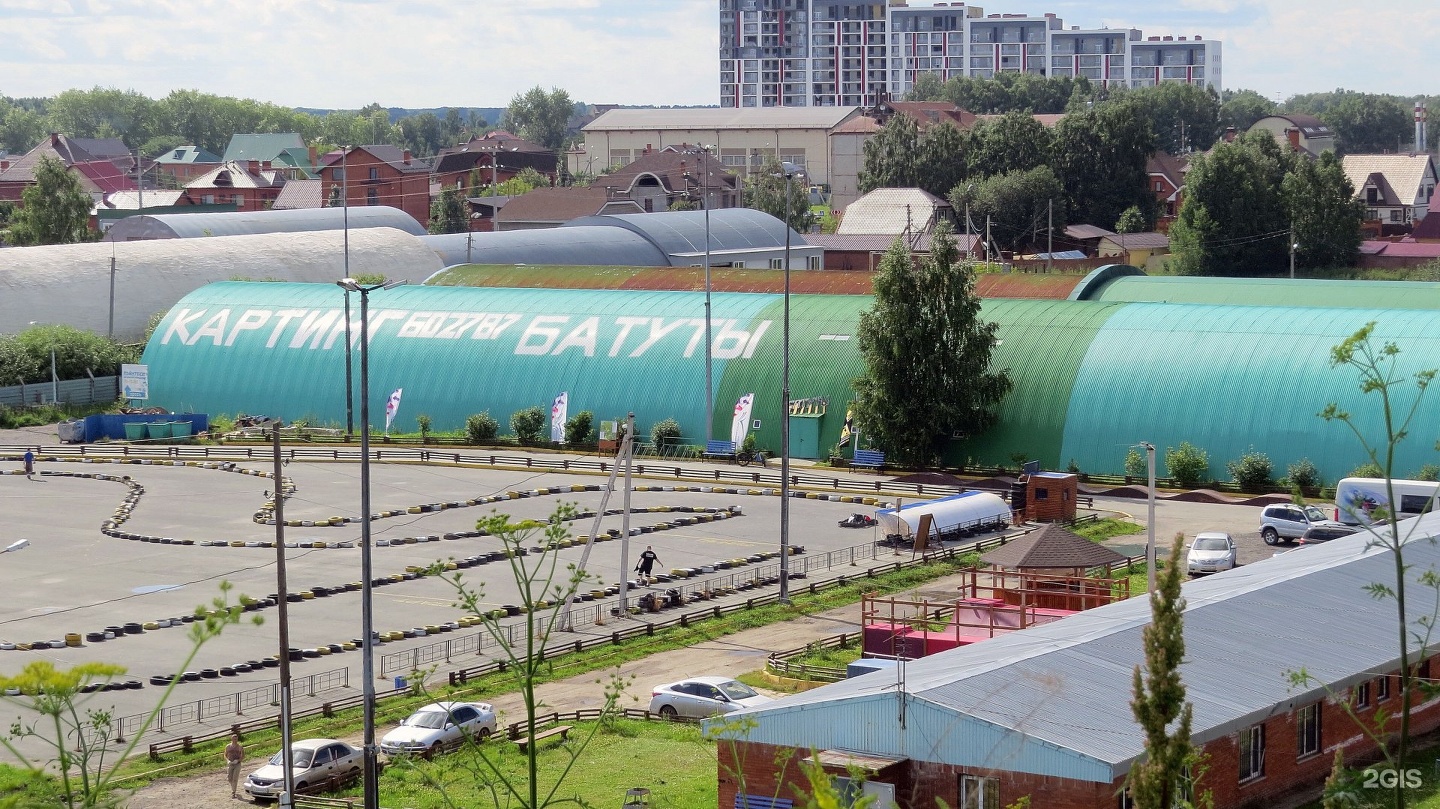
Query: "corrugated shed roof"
569 208 803 257
104 190 188 209
0 228 440 339
1369 241 1440 258
101 205 426 240
1099 232 1170 250
979 523 1127 569
155 145 221 164
716 519 1440 781
271 180 322 210
1063 224 1116 240
584 107 863 132
1343 153 1436 205
424 265 881 294
222 133 305 162
836 188 951 235
1085 274 1440 310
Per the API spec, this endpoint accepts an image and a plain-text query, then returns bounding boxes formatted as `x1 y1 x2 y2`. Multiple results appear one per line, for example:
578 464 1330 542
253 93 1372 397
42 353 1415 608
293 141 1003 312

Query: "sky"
0 0 1436 109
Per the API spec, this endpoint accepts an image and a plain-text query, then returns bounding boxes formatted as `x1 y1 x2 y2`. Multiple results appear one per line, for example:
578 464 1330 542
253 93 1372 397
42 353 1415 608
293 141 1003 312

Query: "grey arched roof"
419 226 668 270
102 206 426 241
565 208 806 257
0 228 441 340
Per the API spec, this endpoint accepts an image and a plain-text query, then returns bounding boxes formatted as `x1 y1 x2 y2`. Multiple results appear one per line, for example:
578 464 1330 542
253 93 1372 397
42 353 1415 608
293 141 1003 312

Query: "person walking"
635 545 660 584
22 450 34 480
224 734 244 798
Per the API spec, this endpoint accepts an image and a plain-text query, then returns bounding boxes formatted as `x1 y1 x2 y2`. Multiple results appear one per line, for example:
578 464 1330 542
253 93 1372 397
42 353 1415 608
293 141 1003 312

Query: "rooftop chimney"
403 149 412 164
308 145 318 167
1286 128 1301 151
248 159 260 175
1417 102 1428 154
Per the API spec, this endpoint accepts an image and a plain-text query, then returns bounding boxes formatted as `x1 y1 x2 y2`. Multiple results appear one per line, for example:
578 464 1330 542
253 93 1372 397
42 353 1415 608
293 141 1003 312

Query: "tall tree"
6 156 93 246
971 111 1053 177
948 166 1063 254
1284 152 1363 270
853 221 1012 465
1219 89 1277 135
428 186 468 234
1123 82 1222 153
744 156 816 234
1320 92 1412 154
502 86 574 151
858 113 921 193
0 102 46 154
917 120 972 199
1126 533 1196 809
1050 99 1155 230
1169 130 1294 276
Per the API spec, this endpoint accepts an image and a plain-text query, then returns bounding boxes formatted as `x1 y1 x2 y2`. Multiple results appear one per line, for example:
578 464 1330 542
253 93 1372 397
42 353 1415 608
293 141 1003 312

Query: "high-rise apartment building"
718 1 1221 108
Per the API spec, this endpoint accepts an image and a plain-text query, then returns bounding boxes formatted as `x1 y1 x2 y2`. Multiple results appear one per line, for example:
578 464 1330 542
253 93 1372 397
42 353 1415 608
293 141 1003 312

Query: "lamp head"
2 538 30 554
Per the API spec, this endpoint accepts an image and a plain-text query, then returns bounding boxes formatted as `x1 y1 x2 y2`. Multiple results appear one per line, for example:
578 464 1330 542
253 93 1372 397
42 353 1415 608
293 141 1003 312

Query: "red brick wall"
720 669 1440 809
319 149 429 228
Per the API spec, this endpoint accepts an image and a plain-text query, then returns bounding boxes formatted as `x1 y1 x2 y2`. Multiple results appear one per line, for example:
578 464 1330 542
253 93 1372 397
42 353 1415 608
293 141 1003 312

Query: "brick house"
0 133 134 202
711 525 1440 809
431 131 557 210
495 186 643 231
184 160 286 210
317 145 431 227
152 145 221 185
591 146 739 213
1146 151 1189 222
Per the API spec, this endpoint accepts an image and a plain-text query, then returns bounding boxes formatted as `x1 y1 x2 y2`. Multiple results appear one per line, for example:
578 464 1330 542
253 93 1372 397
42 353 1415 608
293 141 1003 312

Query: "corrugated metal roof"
979 523 1126 569
222 133 305 162
101 206 426 240
1085 274 1440 310
1343 153 1436 206
715 518 1440 782
584 107 862 132
568 208 804 256
836 188 950 236
419 226 669 270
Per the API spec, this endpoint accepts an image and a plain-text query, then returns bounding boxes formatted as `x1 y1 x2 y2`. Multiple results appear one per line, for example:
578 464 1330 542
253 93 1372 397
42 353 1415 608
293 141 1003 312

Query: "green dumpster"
147 422 173 439
123 422 147 441
170 421 192 439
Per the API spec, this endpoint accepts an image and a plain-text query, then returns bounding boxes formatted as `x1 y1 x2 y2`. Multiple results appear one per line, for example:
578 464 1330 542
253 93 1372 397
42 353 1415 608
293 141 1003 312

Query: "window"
959 774 999 809
366 189 379 206
1034 488 1049 500
333 168 346 181
233 194 244 206
1377 674 1391 701
807 255 821 270
1297 702 1321 759
770 258 784 269
1354 681 1371 709
202 194 215 204
1239 723 1264 781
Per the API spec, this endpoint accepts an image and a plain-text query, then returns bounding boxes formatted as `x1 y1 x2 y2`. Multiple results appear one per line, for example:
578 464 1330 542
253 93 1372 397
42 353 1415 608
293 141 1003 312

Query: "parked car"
648 676 773 719
244 739 361 801
380 701 497 757
1260 503 1344 545
1299 524 1361 545
1185 532 1237 576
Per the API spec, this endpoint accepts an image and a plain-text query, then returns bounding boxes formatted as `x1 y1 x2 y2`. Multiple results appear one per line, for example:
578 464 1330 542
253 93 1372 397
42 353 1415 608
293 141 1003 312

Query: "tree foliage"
1164 441 1210 488
1315 92 1412 154
1219 89 1277 134
6 156 94 246
948 166 1063 253
858 113 922 194
909 72 1091 115
971 112 1053 177
1168 131 1293 276
1121 82 1222 153
744 156 816 234
1126 532 1197 809
853 222 1012 465
1115 205 1147 234
502 86 575 151
427 186 468 234
1050 99 1156 232
1284 152 1363 270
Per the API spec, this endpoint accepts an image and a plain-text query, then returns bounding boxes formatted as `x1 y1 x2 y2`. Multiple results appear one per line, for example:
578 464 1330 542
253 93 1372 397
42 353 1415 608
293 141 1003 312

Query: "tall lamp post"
779 160 804 605
684 145 718 438
335 277 405 809
0 538 30 555
341 147 354 440
1141 441 1157 594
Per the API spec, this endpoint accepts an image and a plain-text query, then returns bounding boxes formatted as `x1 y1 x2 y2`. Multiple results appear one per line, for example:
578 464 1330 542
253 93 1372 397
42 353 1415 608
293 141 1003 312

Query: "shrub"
1351 461 1383 478
1164 441 1210 488
564 410 594 446
1066 458 1082 475
650 418 682 449
416 414 432 443
1124 448 1147 478
510 406 546 444
1226 448 1273 492
465 411 498 443
1286 457 1323 491
741 433 757 457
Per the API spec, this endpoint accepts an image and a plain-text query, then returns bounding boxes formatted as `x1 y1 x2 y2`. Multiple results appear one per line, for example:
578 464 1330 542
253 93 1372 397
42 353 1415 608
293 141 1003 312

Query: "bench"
703 440 736 461
514 724 572 753
852 449 886 471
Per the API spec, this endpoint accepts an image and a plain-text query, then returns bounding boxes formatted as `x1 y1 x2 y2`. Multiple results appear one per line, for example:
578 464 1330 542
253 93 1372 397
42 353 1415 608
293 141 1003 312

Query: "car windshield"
269 749 314 768
402 711 450 730
1304 505 1328 521
1194 537 1230 551
716 680 759 700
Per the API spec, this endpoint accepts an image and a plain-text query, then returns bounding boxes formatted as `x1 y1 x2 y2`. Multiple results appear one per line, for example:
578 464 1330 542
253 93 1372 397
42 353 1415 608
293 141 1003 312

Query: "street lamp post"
342 147 354 440
1 538 30 554
1142 441 1157 594
779 161 804 605
335 277 405 809
684 145 718 439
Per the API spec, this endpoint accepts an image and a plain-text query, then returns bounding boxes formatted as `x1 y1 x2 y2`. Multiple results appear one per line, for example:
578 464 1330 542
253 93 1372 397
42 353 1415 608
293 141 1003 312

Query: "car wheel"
1261 527 1279 546
477 727 493 741
659 704 678 718
425 741 443 760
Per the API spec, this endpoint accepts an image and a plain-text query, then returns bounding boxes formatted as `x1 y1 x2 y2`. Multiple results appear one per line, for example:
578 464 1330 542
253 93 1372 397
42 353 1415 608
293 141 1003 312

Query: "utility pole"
1289 225 1297 280
1047 199 1053 273
272 424 296 807
986 215 992 264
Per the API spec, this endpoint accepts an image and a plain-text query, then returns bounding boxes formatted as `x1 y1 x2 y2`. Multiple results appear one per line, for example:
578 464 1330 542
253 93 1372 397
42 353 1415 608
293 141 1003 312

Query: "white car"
648 676 773 719
244 738 361 801
380 701 497 757
1186 532 1237 576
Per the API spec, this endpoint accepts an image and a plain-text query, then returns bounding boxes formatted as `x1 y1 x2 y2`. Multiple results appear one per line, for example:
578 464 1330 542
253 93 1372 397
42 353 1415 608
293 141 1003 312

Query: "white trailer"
1334 477 1440 525
875 491 1011 539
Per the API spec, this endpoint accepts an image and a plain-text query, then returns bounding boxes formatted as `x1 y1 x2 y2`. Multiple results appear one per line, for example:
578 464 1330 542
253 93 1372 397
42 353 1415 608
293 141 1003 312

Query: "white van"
1333 477 1440 525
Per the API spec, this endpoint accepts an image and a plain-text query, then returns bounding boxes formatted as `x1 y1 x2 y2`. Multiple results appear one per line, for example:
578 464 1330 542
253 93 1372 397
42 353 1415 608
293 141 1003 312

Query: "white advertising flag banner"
730 393 755 446
383 388 403 435
550 391 568 443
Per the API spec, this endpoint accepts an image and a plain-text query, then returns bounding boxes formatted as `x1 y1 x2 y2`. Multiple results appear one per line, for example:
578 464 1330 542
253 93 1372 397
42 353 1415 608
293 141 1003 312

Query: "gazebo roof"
980 523 1127 569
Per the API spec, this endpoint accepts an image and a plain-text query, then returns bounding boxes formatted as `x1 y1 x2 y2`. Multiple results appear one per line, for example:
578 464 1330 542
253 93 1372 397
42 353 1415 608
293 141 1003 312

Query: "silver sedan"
648 676 773 719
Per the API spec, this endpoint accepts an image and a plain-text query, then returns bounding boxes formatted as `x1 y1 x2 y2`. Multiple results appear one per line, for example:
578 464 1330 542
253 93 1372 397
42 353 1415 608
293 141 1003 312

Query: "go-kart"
838 513 877 528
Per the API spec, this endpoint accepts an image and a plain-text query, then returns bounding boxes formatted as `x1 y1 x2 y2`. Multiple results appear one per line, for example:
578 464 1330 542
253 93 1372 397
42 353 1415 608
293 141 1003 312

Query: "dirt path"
123 576 943 809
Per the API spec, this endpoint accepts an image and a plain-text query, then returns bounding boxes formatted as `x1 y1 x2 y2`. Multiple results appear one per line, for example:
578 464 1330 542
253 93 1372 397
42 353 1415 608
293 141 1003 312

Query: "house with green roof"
153 145 221 184
221 133 305 163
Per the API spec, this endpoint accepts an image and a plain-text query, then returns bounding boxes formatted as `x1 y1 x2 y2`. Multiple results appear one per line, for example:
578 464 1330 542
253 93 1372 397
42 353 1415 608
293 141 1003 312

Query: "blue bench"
852 449 886 471
704 440 737 460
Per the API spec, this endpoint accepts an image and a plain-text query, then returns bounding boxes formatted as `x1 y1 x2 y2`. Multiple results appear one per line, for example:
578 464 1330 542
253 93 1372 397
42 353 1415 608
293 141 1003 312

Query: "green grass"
94 551 983 794
0 400 120 429
0 764 60 805
786 640 863 670
1072 518 1145 542
367 719 716 809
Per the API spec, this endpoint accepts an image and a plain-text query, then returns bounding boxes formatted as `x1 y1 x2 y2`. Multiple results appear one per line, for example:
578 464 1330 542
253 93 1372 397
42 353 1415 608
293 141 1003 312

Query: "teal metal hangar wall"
141 282 1440 480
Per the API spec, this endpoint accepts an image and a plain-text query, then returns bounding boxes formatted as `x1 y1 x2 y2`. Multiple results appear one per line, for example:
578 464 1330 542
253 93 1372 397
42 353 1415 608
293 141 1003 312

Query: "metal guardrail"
107 667 350 742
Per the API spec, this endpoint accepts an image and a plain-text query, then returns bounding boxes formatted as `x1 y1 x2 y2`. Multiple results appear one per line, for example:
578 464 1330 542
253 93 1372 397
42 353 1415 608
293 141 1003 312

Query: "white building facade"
719 1 1222 108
